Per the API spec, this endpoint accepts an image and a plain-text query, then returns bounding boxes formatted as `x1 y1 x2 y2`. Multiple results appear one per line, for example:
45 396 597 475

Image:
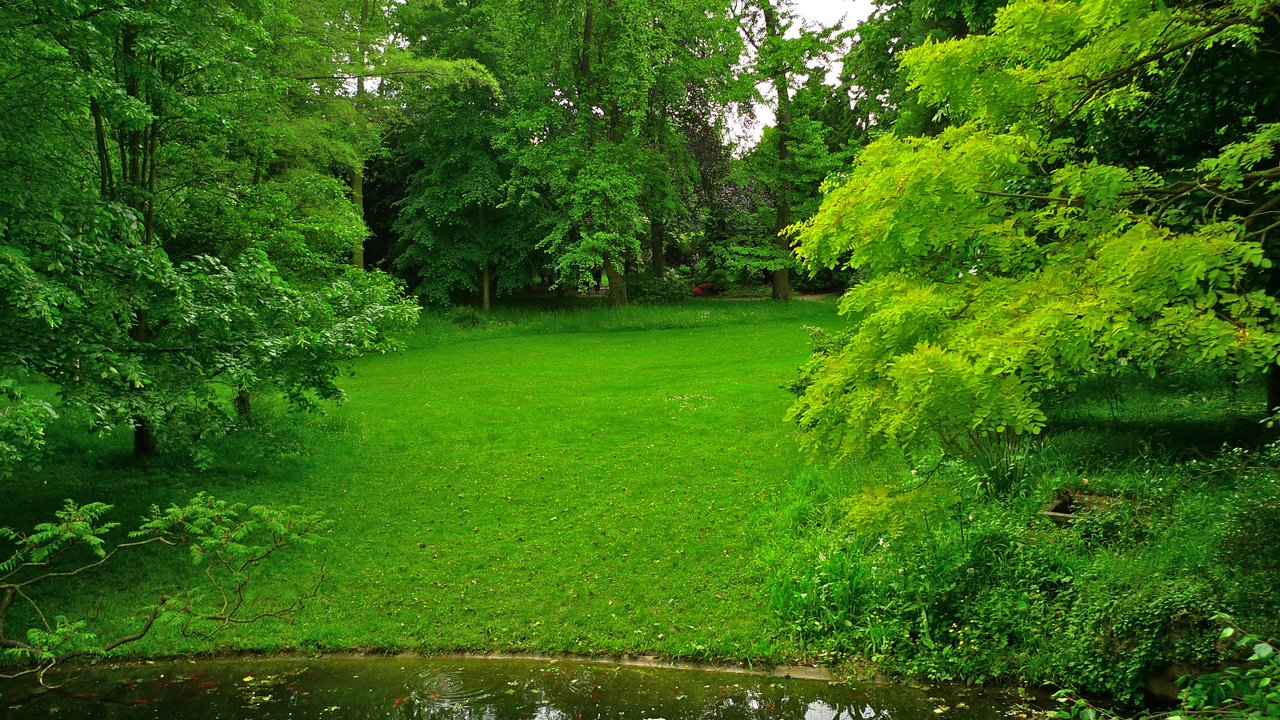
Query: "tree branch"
974 188 1079 204
54 597 170 663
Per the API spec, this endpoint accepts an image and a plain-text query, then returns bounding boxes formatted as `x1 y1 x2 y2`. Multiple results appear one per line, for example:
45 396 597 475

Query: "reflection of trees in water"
693 686 885 720
0 659 926 720
392 664 894 720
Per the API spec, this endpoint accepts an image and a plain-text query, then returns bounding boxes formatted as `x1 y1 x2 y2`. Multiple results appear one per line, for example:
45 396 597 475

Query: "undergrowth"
766 370 1280 705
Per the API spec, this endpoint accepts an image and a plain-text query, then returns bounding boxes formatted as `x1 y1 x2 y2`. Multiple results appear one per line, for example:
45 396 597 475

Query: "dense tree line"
374 0 889 306
0 0 1021 465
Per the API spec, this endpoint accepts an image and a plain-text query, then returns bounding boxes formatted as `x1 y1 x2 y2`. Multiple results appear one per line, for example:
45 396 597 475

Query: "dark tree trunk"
763 1 792 301
117 23 160 457
91 98 113 199
133 419 156 457
1269 363 1280 419
234 389 252 422
352 166 365 268
650 217 666 277
481 263 492 312
128 317 154 456
351 0 372 269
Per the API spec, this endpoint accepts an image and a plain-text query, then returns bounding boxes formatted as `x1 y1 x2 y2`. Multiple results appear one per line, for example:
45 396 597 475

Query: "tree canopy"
0 0 432 465
789 0 1280 470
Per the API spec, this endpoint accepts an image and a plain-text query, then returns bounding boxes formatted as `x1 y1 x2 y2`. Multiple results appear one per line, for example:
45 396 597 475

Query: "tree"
0 0 420 464
788 0 1280 474
486 0 742 306
376 0 540 309
739 0 842 300
837 0 1006 138
390 83 544 310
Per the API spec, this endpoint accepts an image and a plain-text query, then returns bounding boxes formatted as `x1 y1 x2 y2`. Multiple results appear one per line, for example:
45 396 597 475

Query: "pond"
0 655 1036 719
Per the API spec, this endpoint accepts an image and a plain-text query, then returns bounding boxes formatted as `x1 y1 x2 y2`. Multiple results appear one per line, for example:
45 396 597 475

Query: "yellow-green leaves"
788 0 1280 470
795 125 1035 276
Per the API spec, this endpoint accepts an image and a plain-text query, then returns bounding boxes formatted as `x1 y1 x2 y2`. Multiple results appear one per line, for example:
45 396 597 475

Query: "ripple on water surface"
0 656 1032 719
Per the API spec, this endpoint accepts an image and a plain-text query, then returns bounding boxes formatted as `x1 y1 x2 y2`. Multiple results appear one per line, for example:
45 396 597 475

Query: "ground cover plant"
0 301 849 663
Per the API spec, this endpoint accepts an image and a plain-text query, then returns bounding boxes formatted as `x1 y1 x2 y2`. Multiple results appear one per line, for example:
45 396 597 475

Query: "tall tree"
486 0 741 306
0 0 420 464
376 0 539 309
390 82 544 309
739 0 840 299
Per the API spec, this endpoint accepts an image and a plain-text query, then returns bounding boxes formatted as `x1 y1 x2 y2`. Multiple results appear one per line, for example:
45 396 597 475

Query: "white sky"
792 0 877 29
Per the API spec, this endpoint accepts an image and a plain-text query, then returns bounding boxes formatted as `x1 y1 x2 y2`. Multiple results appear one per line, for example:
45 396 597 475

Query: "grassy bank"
2 299 848 662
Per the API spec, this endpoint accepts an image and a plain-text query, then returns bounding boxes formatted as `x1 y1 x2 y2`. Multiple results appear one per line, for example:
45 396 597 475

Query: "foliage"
0 495 326 684
838 0 1006 137
769 380 1280 701
482 0 743 304
0 0 423 464
626 270 693 305
790 0 1280 472
1178 624 1280 720
1055 619 1280 720
388 82 544 308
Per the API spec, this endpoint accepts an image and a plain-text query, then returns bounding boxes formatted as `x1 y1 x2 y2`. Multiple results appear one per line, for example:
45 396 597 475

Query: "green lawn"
3 299 849 662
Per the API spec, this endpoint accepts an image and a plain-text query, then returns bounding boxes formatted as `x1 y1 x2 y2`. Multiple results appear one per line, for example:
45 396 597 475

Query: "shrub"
769 440 1280 701
626 269 692 304
446 305 497 327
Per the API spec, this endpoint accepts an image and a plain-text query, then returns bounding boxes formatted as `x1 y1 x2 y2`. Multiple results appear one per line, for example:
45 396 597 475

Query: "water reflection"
0 656 1019 719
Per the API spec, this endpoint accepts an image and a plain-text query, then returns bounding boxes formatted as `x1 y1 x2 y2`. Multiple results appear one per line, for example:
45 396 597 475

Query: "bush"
768 439 1280 702
626 269 692 304
1055 619 1280 720
793 266 856 294
446 305 497 327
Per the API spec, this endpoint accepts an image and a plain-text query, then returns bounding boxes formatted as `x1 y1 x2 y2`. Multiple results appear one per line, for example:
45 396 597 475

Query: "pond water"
0 655 1034 719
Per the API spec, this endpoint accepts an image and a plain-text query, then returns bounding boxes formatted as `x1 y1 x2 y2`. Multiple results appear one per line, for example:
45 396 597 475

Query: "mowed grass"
3 299 849 662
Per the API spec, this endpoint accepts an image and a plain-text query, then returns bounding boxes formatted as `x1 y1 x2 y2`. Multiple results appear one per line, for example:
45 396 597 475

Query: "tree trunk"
352 166 365 268
234 389 252 422
481 263 492 312
91 98 114 199
133 419 156 457
129 317 154 456
603 252 627 307
351 0 372 269
650 217 666 277
117 24 159 457
1268 363 1280 419
763 1 792 301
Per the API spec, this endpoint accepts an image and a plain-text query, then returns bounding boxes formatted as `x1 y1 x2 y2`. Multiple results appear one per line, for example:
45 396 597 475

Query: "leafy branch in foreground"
0 494 328 686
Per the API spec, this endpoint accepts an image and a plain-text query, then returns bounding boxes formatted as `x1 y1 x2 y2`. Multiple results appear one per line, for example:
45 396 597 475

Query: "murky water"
0 656 1030 719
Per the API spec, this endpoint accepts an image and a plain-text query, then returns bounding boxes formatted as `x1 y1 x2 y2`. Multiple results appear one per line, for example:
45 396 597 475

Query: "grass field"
2 299 851 662
10 297 1277 700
